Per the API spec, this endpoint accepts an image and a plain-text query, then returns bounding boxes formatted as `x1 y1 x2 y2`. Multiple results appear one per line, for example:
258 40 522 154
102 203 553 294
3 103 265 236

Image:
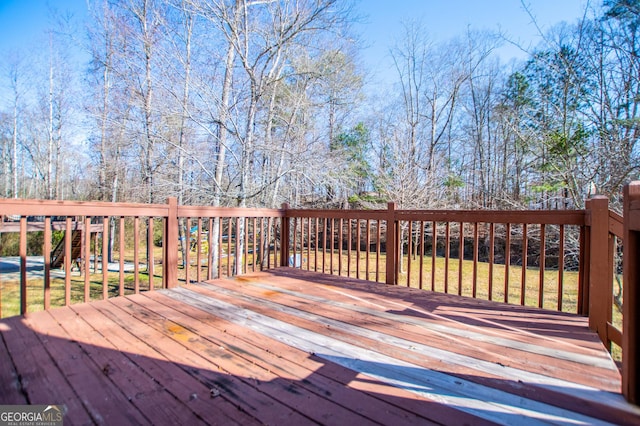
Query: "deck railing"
1 183 639 404
0 199 284 319
175 204 283 284
284 204 588 312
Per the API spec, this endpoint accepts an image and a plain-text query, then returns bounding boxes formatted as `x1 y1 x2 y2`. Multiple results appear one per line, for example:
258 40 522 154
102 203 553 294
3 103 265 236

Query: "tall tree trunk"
47 34 55 200
12 85 18 199
177 6 193 268
210 33 237 278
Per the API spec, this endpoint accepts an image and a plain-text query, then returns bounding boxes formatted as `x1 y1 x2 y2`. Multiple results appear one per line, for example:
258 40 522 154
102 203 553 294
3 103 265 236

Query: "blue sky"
0 0 88 48
0 0 589 81
356 0 590 87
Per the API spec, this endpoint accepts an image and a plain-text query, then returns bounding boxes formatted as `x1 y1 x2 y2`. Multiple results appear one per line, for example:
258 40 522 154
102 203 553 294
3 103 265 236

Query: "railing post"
623 182 640 404
586 196 611 348
280 203 290 267
386 202 397 285
164 197 178 288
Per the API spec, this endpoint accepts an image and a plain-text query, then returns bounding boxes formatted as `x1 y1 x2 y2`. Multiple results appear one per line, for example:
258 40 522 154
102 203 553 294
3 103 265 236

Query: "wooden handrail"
285 207 586 225
0 198 171 217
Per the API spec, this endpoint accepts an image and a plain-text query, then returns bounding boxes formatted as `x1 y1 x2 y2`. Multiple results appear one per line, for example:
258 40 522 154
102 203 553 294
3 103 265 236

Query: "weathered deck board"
141 291 482 426
91 297 294 425
108 295 378 426
210 270 634 422
47 306 207 426
135 291 433 426
72 302 254 426
167 284 618 425
21 310 150 425
1 268 639 425
0 322 28 405
1 315 94 424
205 274 617 388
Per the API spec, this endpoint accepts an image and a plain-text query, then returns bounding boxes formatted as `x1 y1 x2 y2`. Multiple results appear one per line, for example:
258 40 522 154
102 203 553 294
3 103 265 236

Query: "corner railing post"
586 195 611 348
164 197 178 288
623 182 640 404
280 203 290 267
386 202 397 285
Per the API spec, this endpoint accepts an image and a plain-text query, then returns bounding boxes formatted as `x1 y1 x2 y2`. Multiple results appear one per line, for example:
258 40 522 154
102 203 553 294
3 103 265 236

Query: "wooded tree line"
1 0 639 212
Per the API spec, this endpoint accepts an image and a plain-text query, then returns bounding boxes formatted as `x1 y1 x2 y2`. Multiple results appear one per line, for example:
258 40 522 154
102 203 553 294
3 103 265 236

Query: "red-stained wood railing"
0 198 283 318
176 205 283 284
282 190 638 405
285 203 588 313
0 199 172 317
583 196 625 356
283 204 394 282
0 190 638 404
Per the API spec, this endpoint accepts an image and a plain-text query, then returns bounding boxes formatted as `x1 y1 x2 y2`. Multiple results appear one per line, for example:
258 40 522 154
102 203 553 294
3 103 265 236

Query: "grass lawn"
302 251 581 311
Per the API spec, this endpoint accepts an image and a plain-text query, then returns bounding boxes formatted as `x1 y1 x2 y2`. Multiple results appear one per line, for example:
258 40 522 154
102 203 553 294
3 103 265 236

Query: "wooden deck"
1 268 639 425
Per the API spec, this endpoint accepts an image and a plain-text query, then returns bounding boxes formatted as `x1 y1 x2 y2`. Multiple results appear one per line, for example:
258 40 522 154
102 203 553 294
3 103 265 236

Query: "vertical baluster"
539 223 546 308
134 216 140 293
64 217 72 306
234 217 240 275
148 218 154 291
376 220 382 283
227 218 232 277
20 216 27 314
103 217 109 297
347 219 352 276
338 218 343 276
266 217 272 269
419 221 425 290
93 231 98 274
521 224 529 306
44 216 51 310
330 218 334 274
407 221 412 287
253 217 257 273
356 219 361 279
322 218 327 273
258 217 264 271
489 222 495 301
197 218 202 282
244 217 249 274
83 216 91 302
314 218 319 272
208 217 214 279
185 218 191 284
472 222 479 298
458 222 464 296
431 221 437 291
557 225 565 311
307 217 312 271
119 216 125 296
216 218 222 276
366 219 371 281
504 223 511 303
293 217 298 269
444 222 450 293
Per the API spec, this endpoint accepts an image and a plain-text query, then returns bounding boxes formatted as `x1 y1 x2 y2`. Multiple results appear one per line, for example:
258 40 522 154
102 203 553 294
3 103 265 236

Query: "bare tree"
4 52 26 198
